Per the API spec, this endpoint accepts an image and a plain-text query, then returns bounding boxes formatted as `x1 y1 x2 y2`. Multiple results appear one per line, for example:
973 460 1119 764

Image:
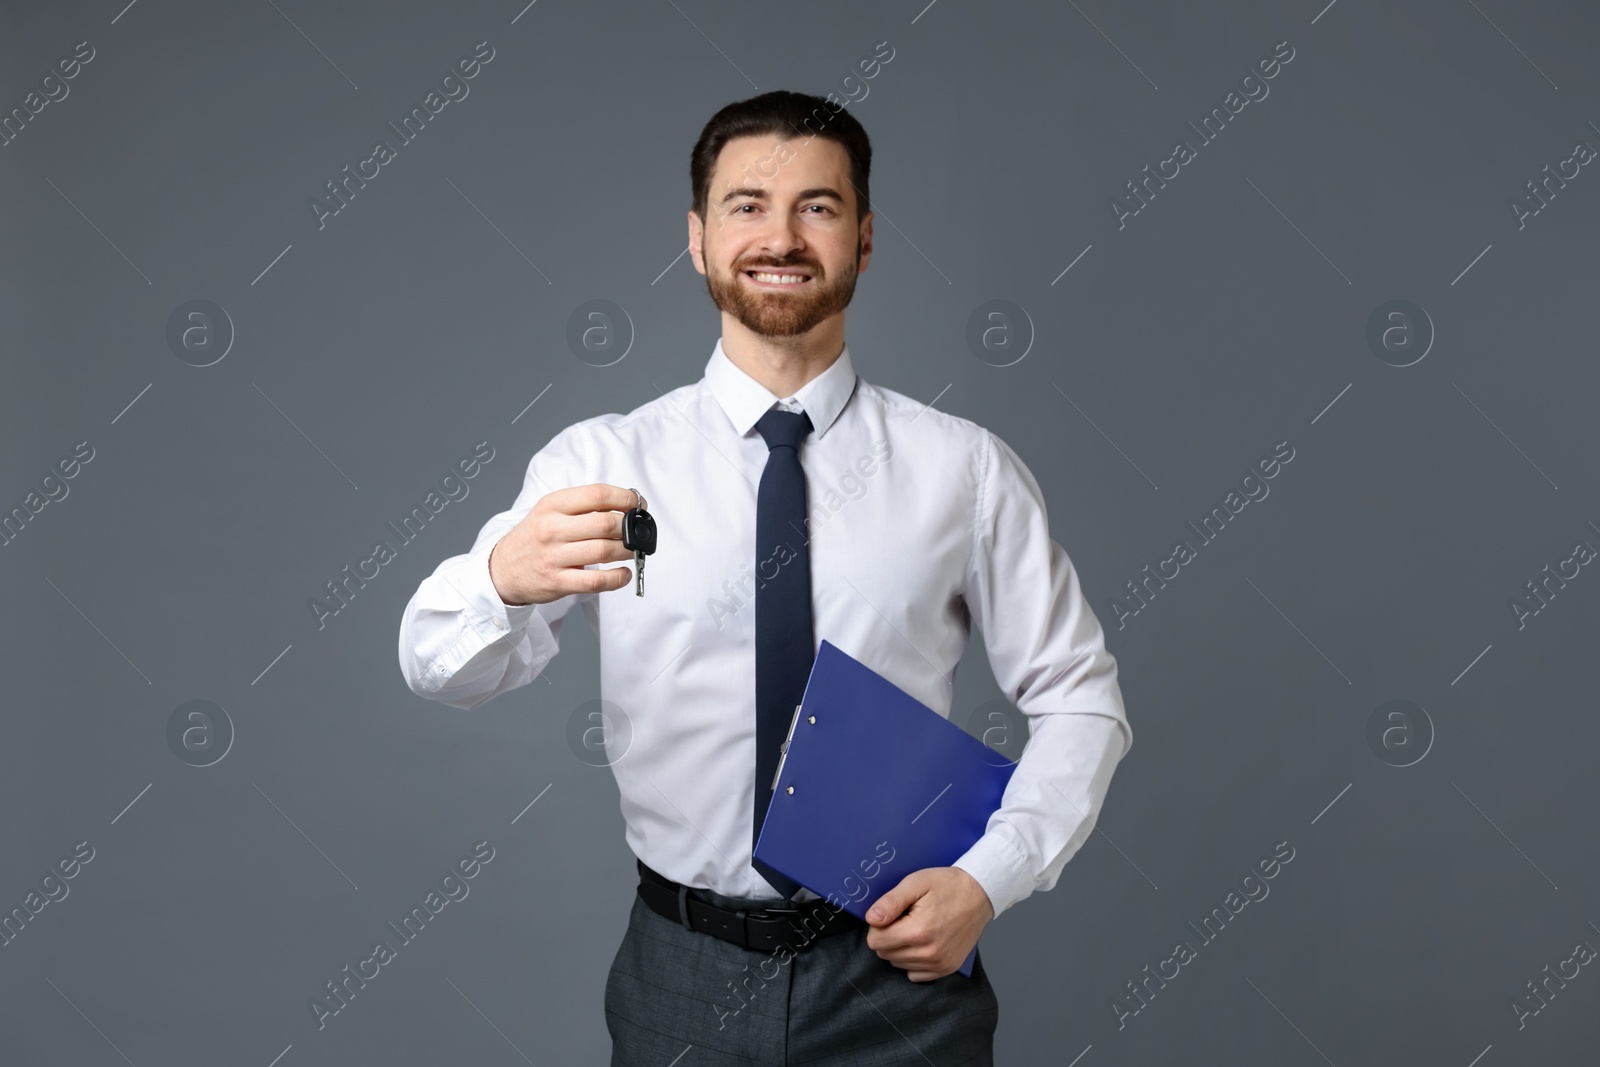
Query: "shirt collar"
704 337 858 440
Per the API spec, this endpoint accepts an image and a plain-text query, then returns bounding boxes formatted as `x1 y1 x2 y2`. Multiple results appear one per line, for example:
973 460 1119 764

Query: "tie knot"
755 407 813 452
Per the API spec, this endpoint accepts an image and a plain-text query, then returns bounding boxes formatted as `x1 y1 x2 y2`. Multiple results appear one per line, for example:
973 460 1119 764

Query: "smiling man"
398 90 1131 1065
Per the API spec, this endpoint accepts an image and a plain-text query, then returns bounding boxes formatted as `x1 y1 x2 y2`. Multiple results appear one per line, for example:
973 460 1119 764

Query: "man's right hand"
487 484 641 606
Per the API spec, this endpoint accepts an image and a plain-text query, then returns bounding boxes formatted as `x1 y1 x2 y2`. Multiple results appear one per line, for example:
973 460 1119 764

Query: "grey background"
3 0 1598 1063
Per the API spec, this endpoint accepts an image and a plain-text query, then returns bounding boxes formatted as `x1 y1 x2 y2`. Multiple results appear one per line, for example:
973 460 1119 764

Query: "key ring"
628 487 646 512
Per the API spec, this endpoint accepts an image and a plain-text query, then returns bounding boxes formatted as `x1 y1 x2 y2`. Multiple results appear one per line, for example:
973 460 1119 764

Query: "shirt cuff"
413 547 550 695
951 826 1034 921
467 543 540 633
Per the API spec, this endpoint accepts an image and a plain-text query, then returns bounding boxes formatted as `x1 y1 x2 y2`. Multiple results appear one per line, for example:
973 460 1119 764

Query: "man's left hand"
864 867 994 981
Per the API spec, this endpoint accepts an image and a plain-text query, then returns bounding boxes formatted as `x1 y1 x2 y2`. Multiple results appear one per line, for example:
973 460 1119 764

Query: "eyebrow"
717 186 846 206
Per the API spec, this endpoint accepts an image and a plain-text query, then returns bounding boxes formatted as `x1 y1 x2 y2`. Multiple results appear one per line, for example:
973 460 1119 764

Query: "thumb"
616 565 633 588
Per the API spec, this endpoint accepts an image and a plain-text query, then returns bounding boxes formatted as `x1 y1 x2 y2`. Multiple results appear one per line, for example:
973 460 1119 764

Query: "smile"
744 270 813 287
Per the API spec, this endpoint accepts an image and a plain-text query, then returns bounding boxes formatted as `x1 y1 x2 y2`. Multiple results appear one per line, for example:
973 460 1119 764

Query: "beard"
704 239 861 338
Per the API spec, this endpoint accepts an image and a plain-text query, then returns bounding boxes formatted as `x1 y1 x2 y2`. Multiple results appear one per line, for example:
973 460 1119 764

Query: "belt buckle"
743 906 802 952
746 905 802 939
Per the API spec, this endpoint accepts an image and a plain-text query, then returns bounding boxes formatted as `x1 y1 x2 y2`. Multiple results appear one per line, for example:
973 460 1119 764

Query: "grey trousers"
605 884 999 1066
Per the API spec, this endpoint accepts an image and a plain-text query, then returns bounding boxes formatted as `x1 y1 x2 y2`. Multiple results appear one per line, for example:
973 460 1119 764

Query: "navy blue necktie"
750 407 814 901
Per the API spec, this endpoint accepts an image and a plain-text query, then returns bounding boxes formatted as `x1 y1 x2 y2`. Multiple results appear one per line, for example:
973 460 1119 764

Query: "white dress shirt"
397 339 1132 919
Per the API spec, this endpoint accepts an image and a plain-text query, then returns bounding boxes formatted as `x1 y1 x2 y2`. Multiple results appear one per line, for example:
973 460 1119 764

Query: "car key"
621 488 656 597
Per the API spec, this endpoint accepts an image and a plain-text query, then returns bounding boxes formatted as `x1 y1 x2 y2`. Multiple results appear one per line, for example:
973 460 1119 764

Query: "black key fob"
622 506 656 555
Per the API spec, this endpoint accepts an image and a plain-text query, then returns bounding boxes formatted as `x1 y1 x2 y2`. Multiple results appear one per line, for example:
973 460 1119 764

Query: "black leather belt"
635 859 863 953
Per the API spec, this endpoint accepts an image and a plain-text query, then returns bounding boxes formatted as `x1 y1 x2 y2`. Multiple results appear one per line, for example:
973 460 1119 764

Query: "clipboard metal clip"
770 703 805 792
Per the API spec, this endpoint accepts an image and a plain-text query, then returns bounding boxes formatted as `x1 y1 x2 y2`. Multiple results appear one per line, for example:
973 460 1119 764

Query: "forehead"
710 133 852 193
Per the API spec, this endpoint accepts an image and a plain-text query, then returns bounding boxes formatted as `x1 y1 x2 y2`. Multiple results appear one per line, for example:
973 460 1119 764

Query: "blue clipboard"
753 640 1019 977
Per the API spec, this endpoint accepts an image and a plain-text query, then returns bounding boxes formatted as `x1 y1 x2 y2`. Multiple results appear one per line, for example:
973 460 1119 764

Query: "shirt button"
492 617 506 630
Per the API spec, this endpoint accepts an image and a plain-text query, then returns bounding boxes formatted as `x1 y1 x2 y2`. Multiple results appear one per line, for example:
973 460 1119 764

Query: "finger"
865 922 918 956
548 509 626 544
544 483 640 517
596 564 634 592
549 538 636 569
550 563 632 596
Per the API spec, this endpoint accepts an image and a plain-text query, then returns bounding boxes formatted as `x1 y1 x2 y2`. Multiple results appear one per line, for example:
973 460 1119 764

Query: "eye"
805 205 833 215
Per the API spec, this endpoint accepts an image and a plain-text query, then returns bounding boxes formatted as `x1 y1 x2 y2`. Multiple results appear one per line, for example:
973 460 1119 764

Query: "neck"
720 317 845 399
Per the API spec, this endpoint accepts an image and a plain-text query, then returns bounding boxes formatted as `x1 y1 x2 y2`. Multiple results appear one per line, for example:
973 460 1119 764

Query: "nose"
756 210 806 260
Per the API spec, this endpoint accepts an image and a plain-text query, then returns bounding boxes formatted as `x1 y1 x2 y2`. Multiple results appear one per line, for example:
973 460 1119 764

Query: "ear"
687 209 707 276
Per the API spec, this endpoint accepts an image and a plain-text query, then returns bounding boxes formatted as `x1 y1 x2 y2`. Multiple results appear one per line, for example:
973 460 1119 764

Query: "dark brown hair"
689 90 872 223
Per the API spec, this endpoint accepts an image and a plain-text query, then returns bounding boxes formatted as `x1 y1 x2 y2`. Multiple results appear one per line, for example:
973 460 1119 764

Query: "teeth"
749 272 809 284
